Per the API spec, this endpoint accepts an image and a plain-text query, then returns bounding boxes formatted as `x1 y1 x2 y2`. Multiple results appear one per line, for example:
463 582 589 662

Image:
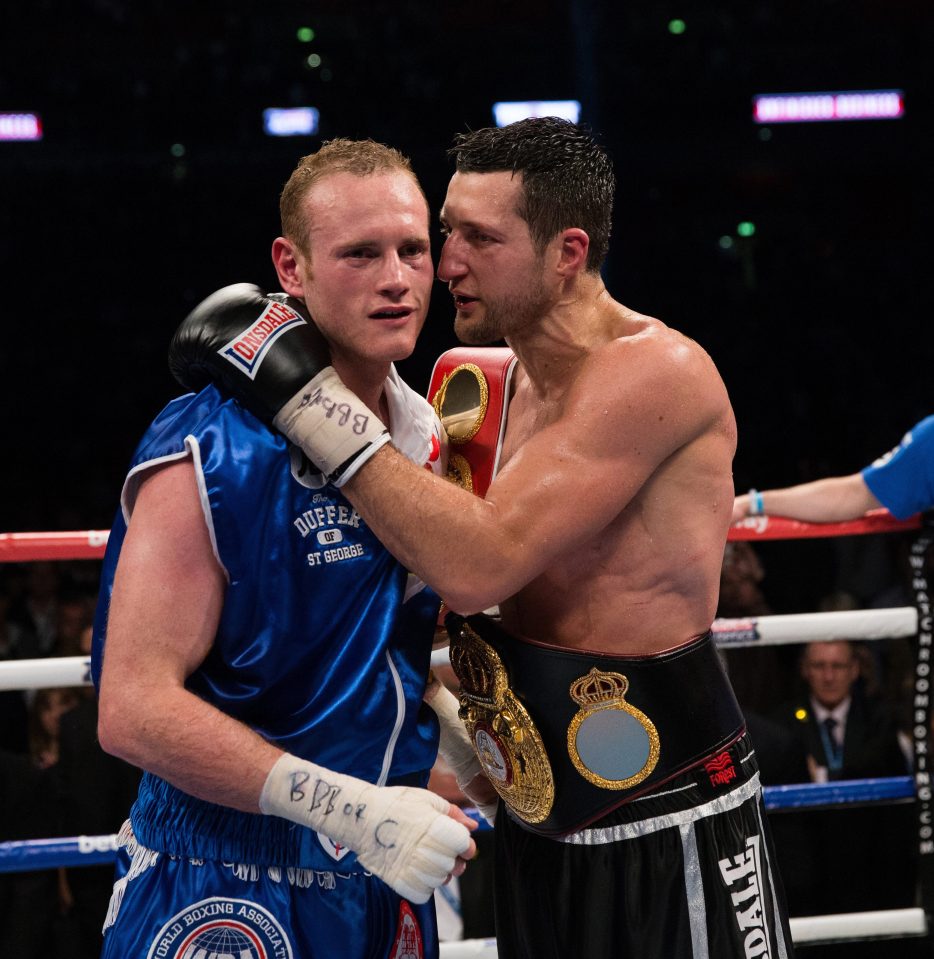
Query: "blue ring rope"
0 776 916 875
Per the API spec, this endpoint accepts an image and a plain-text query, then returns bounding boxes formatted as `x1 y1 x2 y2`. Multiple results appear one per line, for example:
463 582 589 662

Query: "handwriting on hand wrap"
289 771 310 803
288 772 369 824
374 818 398 849
310 779 340 815
300 388 370 435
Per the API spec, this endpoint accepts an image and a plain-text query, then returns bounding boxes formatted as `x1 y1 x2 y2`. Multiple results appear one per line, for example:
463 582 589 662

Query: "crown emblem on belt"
569 668 629 707
567 666 660 791
449 629 506 707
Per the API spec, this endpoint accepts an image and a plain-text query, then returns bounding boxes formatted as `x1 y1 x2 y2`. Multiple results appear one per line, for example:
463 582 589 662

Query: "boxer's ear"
272 237 305 299
554 228 589 279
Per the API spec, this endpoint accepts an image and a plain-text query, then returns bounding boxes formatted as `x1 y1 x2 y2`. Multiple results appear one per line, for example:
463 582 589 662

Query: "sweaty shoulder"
582 313 733 442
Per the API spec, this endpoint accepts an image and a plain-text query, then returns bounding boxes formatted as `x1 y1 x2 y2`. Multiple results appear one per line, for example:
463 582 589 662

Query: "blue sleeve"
861 415 934 520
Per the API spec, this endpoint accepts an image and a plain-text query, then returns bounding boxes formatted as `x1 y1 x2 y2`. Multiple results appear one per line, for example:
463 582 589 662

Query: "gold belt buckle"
449 623 555 824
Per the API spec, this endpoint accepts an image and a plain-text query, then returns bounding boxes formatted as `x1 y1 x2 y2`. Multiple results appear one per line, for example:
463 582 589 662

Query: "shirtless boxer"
173 118 793 959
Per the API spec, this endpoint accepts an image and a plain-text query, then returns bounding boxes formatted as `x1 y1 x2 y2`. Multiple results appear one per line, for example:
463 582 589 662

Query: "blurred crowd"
0 561 140 958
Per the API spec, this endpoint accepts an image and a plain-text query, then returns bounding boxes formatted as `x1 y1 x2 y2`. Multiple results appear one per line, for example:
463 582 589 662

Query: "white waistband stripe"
560 773 761 846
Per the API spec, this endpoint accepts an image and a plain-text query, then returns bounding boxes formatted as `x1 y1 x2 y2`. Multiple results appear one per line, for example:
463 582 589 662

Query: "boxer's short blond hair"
280 139 423 254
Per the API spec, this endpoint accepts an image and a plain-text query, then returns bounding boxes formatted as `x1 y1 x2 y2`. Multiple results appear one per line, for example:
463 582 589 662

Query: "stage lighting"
753 90 904 124
492 100 581 127
263 107 320 137
0 113 42 142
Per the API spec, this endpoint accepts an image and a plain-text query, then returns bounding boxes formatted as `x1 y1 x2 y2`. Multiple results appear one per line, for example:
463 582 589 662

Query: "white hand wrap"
425 676 498 824
273 368 391 487
259 753 471 903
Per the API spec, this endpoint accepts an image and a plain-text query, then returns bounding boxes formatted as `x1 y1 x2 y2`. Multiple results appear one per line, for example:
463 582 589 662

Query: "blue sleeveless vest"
92 380 443 870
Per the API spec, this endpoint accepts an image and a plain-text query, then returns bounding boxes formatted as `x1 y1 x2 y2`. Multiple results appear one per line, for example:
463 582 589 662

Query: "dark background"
1 0 931 611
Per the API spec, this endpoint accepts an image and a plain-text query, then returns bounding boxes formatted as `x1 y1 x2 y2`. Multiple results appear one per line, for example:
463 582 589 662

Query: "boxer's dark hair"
281 139 425 254
449 117 614 273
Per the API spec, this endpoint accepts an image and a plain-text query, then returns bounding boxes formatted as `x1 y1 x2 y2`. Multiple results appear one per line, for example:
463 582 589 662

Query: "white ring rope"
789 907 928 944
712 606 918 647
0 655 92 691
429 606 918 669
439 941 500 958
0 606 915 689
436 908 930 956
0 605 912 691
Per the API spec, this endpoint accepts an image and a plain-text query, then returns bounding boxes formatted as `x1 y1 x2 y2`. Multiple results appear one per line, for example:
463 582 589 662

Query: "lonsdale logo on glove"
170 284 389 487
219 300 307 379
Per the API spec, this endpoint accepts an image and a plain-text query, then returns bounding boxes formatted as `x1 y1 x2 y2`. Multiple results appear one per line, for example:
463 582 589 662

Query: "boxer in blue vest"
93 139 486 959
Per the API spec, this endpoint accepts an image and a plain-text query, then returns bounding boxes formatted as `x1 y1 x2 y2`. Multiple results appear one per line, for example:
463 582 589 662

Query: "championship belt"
427 347 517 496
447 613 745 838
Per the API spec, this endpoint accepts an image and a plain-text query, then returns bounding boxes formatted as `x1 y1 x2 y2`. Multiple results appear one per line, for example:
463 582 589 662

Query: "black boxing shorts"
493 733 794 959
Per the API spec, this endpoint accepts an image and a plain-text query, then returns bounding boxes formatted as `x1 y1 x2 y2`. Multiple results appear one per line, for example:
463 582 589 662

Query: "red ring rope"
0 530 110 562
727 508 918 541
0 510 920 562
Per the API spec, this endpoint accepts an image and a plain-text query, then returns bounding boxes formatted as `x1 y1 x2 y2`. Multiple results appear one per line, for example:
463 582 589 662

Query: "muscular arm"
97 458 477 895
344 335 728 613
96 458 281 813
732 473 882 524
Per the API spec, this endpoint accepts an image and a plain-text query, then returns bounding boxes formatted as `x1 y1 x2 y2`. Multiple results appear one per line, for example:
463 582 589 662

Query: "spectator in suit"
772 639 913 914
779 640 906 783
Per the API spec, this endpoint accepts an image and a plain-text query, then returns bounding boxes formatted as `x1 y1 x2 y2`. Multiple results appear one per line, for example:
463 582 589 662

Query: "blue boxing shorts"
101 823 438 959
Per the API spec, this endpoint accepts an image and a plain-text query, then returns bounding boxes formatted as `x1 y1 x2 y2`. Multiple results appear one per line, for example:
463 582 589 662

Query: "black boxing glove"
169 283 390 486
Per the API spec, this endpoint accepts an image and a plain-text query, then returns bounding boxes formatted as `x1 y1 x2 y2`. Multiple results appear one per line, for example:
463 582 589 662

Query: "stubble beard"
453 279 551 346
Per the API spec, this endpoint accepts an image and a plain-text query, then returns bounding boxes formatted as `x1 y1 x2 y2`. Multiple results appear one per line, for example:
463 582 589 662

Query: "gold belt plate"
449 623 555 824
